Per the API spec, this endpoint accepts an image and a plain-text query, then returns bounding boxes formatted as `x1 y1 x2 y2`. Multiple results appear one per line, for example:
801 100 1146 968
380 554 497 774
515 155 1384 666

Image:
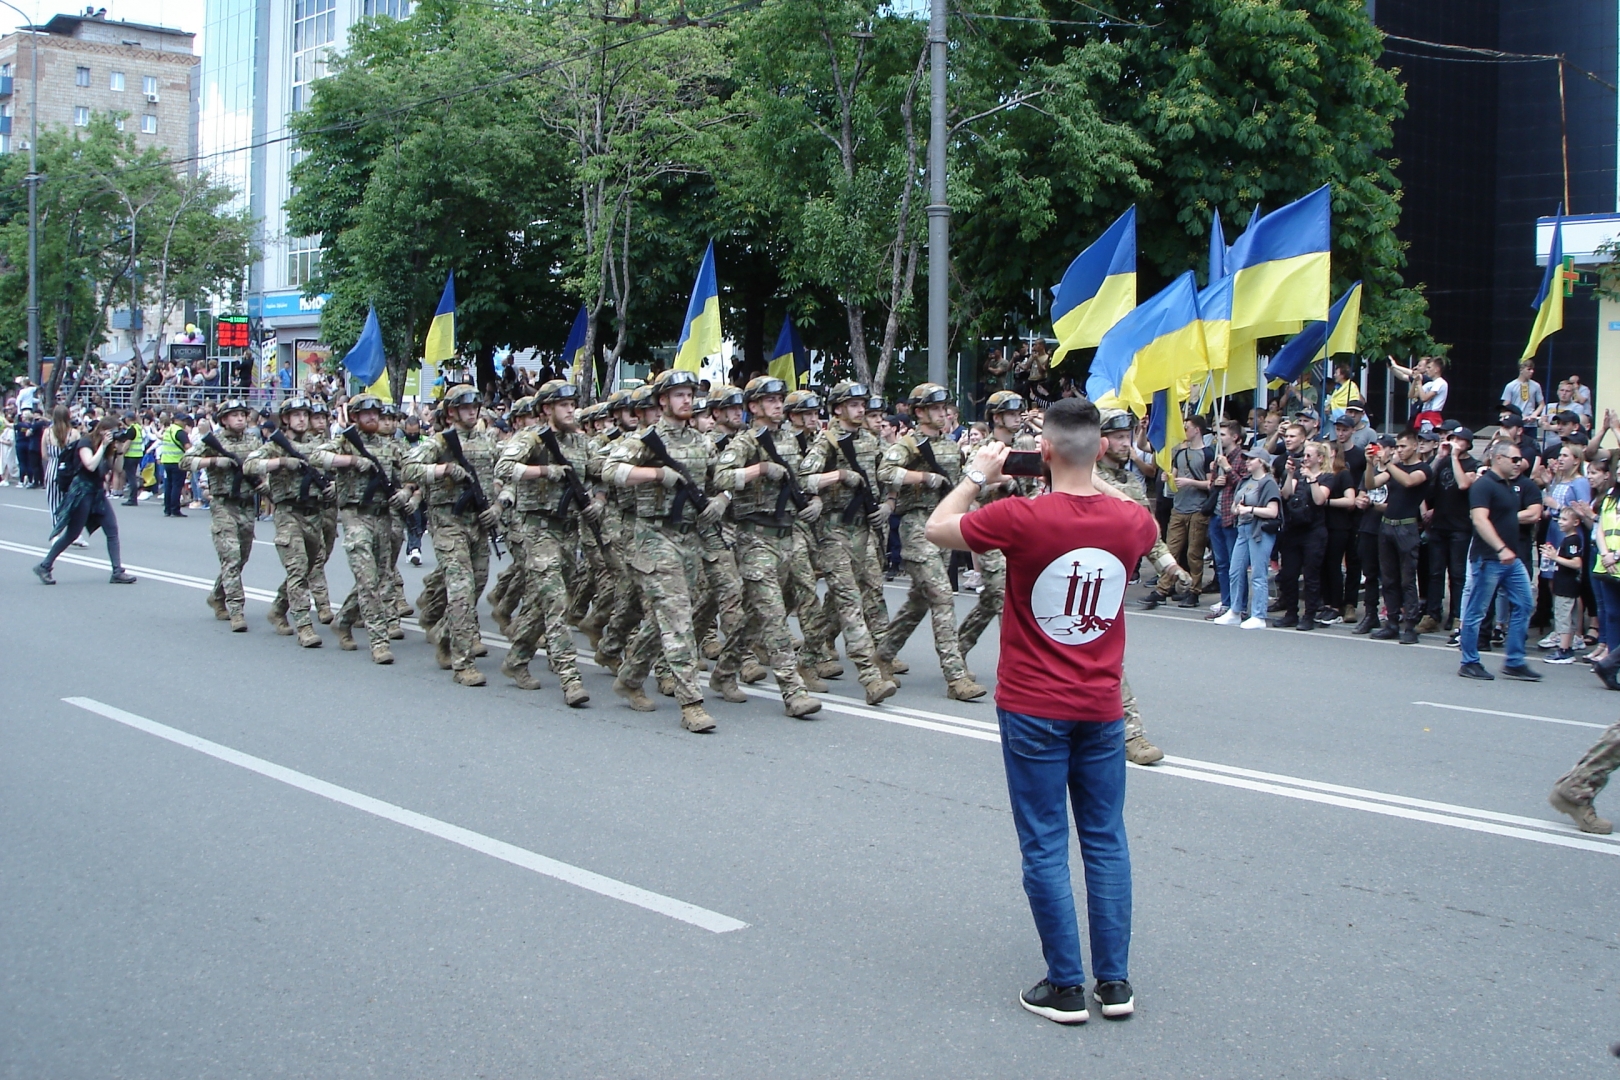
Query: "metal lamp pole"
925 0 948 388
1 2 40 391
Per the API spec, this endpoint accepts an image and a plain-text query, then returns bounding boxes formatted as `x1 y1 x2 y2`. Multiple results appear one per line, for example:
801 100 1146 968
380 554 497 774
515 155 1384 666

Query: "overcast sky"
4 0 208 46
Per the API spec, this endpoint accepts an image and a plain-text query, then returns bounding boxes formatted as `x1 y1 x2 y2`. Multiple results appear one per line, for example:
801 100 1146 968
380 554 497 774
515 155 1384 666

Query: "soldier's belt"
735 519 794 538
341 501 391 514
522 509 578 529
654 519 698 535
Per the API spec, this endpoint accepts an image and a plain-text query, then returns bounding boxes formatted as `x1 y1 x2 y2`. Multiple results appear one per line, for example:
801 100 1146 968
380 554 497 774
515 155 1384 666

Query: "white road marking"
1129 608 1458 652
62 697 748 934
3 502 49 512
1413 700 1609 730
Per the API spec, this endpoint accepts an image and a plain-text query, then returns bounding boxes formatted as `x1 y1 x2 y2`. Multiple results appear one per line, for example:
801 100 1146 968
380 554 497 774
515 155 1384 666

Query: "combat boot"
862 677 898 705
268 606 293 636
297 625 322 649
435 635 454 670
798 665 829 693
501 655 543 690
1415 615 1441 634
784 692 822 719
472 637 489 658
316 603 334 625
388 622 405 640
396 597 414 617
579 612 605 649
887 657 910 675
229 613 247 633
453 666 486 687
1549 786 1614 834
701 633 721 660
815 659 845 680
370 643 394 665
1125 734 1165 765
709 671 750 703
594 649 621 674
206 593 229 621
680 702 717 733
946 676 988 701
657 674 677 697
740 659 769 684
422 620 439 644
877 658 903 687
562 680 590 708
334 623 357 651
493 608 513 638
613 678 657 712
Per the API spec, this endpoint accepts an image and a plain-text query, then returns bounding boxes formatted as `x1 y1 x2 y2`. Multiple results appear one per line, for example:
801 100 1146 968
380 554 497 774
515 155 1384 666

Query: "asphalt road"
2 487 1617 1079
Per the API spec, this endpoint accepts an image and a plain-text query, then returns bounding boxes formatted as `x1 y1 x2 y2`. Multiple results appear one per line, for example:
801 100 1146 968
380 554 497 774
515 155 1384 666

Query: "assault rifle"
269 429 332 503
638 427 709 524
756 428 810 518
441 428 505 559
537 426 603 546
837 432 880 523
342 426 398 508
202 431 252 502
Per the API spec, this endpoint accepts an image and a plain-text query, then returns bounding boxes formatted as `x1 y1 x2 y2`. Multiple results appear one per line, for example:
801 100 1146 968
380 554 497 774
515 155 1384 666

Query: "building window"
142 75 158 96
114 115 125 131
75 66 90 87
141 114 157 134
1 63 12 78
291 0 335 111
0 135 9 155
73 106 89 127
286 234 322 287
110 70 124 91
363 0 411 18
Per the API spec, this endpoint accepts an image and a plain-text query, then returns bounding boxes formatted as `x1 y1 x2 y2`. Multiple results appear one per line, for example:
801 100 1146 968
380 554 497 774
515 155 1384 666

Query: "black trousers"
1424 528 1470 622
1275 525 1328 620
1379 520 1423 628
1324 527 1355 610
1356 530 1382 617
43 497 121 572
122 458 141 502
162 463 185 515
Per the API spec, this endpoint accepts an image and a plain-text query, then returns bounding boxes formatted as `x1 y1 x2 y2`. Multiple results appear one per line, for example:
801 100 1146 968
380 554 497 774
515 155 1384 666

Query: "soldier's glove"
698 492 729 526
867 503 892 529
388 489 412 510
444 463 470 482
761 462 788 481
797 496 824 524
923 472 946 489
477 506 501 529
542 464 569 482
353 456 375 473
582 498 606 523
497 489 516 510
838 469 863 487
660 466 685 490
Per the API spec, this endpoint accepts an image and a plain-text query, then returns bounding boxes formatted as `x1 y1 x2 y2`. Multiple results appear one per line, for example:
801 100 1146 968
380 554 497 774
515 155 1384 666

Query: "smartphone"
1003 450 1044 477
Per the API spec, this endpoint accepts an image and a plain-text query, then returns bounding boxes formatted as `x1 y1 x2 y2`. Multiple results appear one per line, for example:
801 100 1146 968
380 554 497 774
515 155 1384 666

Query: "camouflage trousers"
1122 671 1144 742
390 509 407 611
577 506 623 636
693 526 746 656
315 506 339 609
506 514 582 684
418 564 446 631
599 516 644 660
206 499 256 618
568 519 605 627
489 518 528 621
863 523 890 640
426 506 491 671
956 546 1006 657
716 525 807 701
336 507 400 643
808 521 886 683
877 512 967 682
1555 722 1620 803
269 505 327 629
787 526 836 664
620 524 708 705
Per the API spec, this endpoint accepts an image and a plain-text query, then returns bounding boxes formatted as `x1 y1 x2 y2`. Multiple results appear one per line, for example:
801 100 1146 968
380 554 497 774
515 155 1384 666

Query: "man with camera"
1364 430 1433 643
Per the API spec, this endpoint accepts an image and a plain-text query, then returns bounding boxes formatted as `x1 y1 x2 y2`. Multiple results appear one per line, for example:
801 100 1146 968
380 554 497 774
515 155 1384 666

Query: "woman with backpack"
42 404 89 548
33 419 137 585
1215 447 1283 629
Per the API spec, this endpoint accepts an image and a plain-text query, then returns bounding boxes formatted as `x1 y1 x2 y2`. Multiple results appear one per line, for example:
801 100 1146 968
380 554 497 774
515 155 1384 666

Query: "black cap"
1418 429 1442 442
1565 430 1591 446
1498 406 1524 426
1441 418 1460 432
1377 434 1398 449
1452 427 1476 443
1554 409 1582 426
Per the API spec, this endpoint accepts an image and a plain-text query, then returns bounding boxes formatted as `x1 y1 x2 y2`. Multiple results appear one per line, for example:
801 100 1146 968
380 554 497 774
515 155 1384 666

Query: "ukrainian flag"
769 314 810 388
1195 272 1261 399
1087 271 1207 412
1050 207 1136 364
1145 388 1186 493
561 305 591 384
1229 186 1331 342
1522 213 1564 361
1208 208 1227 285
674 241 722 373
424 271 456 364
1264 282 1363 384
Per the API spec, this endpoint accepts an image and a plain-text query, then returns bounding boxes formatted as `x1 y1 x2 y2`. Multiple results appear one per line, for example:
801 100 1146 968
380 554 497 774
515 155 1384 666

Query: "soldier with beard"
245 397 329 648
181 398 262 632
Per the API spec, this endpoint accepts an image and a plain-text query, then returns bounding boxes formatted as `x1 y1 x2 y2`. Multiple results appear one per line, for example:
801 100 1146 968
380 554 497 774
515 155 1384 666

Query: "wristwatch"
964 468 987 487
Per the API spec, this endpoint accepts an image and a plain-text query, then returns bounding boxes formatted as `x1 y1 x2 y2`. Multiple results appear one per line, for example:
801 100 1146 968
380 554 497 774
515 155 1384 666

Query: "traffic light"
216 316 250 348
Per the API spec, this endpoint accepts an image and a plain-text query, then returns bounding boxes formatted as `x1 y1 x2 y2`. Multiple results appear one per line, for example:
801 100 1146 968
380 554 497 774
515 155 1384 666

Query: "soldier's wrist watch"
964 468 987 487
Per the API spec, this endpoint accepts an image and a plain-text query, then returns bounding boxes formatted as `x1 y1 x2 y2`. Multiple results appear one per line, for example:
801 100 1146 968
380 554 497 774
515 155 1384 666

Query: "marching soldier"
180 398 261 632
691 385 749 668
876 383 987 701
577 391 632 649
307 399 339 622
605 369 731 732
861 394 893 642
379 402 415 618
309 393 412 664
784 390 839 686
800 380 900 705
956 390 1040 660
488 396 537 635
709 375 824 718
402 384 504 686
244 397 330 648
594 385 661 672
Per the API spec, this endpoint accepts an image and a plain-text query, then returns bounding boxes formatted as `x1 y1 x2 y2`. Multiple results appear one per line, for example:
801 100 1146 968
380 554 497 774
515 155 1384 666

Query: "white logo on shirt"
1030 547 1127 645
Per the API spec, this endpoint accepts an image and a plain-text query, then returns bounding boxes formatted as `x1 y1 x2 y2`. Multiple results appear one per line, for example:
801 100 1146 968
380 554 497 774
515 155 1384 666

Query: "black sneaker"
1398 628 1419 645
1136 594 1163 611
1092 979 1135 1018
1500 663 1543 682
32 563 54 585
109 571 137 584
1458 662 1494 681
1019 979 1089 1024
1270 614 1297 629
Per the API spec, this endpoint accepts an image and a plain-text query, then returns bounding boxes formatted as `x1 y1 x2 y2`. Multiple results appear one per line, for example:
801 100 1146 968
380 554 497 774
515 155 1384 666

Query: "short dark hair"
1043 396 1101 465
1185 414 1209 435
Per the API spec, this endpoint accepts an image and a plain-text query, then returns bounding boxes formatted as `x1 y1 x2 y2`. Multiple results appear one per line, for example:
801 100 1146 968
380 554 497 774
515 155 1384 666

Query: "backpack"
53 439 81 494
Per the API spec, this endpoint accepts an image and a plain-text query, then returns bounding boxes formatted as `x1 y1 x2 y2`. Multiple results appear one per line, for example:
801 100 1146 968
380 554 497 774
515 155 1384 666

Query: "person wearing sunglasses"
1457 441 1542 681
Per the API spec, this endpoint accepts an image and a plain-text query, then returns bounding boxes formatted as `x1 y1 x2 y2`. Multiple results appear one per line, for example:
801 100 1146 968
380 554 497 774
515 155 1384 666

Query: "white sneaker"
1214 609 1241 626
1537 632 1561 650
408 549 422 566
1208 599 1225 611
1240 616 1266 629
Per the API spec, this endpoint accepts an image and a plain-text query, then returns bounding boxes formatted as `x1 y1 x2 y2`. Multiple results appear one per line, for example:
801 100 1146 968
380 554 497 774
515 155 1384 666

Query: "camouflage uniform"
956 423 1040 658
597 423 649 665
179 414 260 626
692 427 748 662
1550 723 1620 833
577 422 626 644
1096 445 1166 759
244 425 330 635
309 423 407 653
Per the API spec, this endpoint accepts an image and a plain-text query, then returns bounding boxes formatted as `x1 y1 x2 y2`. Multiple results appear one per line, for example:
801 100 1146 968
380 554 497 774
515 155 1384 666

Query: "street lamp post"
925 0 948 388
0 2 40 393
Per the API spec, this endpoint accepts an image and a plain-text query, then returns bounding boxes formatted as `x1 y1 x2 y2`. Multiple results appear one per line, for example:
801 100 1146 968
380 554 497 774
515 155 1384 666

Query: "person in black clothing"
32 419 138 585
1272 440 1332 629
1321 442 1360 622
1421 427 1480 633
1365 430 1432 642
1496 406 1544 473
1542 505 1586 663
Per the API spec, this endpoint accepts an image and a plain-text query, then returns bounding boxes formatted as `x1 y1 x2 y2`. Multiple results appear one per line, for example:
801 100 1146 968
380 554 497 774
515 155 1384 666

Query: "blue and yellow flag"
1522 213 1564 361
1265 282 1363 385
1050 207 1136 364
343 306 386 387
1146 388 1187 493
1087 271 1208 411
769 314 810 388
674 241 722 373
561 305 591 384
1208 208 1227 285
1230 187 1330 341
424 271 455 364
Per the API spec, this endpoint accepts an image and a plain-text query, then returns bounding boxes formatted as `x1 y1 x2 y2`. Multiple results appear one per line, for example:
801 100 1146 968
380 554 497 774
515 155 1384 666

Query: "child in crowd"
1543 504 1586 664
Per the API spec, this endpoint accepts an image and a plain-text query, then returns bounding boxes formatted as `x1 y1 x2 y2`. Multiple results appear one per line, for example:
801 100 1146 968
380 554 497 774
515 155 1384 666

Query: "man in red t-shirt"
927 396 1156 1026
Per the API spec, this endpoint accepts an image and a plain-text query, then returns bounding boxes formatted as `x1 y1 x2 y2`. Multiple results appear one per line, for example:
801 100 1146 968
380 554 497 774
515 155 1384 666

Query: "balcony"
0 76 12 97
0 116 11 136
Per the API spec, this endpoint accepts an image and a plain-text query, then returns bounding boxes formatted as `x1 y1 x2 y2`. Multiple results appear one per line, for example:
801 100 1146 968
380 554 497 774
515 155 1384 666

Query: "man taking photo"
927 397 1157 1026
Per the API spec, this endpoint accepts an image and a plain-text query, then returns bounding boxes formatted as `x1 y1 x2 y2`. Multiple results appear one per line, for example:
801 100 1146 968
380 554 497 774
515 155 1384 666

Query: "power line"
1382 33 1618 94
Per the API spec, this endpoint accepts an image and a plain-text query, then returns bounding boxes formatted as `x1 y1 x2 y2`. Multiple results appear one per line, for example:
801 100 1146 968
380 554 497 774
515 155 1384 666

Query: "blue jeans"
1227 521 1276 619
1595 576 1620 650
1207 517 1237 609
1458 556 1533 666
997 709 1131 988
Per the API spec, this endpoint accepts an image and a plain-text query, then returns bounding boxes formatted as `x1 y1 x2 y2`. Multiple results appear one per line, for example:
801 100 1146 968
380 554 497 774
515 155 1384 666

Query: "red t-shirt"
959 491 1157 721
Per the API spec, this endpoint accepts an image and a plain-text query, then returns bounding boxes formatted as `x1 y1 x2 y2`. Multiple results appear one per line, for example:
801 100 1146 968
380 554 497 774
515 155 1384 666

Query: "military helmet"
311 400 331 416
866 395 886 413
442 384 482 409
987 391 1026 416
708 384 745 409
743 375 789 402
217 398 250 418
692 395 711 414
784 389 822 414
825 381 870 408
510 395 538 418
537 379 580 405
605 389 633 412
908 382 950 408
348 393 384 415
278 396 312 417
1099 408 1134 434
380 401 401 419
629 384 660 410
652 369 700 397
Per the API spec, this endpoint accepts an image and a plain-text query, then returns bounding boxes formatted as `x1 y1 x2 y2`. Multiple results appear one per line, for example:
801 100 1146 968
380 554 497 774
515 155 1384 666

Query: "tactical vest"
804 425 882 520
260 430 325 508
625 419 713 526
419 428 501 512
720 423 805 523
887 431 962 515
321 429 402 510
1096 457 1150 509
199 429 261 504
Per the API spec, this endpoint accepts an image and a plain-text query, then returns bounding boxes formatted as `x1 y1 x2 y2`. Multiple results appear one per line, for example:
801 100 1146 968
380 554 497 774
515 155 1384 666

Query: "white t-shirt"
1421 376 1448 413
